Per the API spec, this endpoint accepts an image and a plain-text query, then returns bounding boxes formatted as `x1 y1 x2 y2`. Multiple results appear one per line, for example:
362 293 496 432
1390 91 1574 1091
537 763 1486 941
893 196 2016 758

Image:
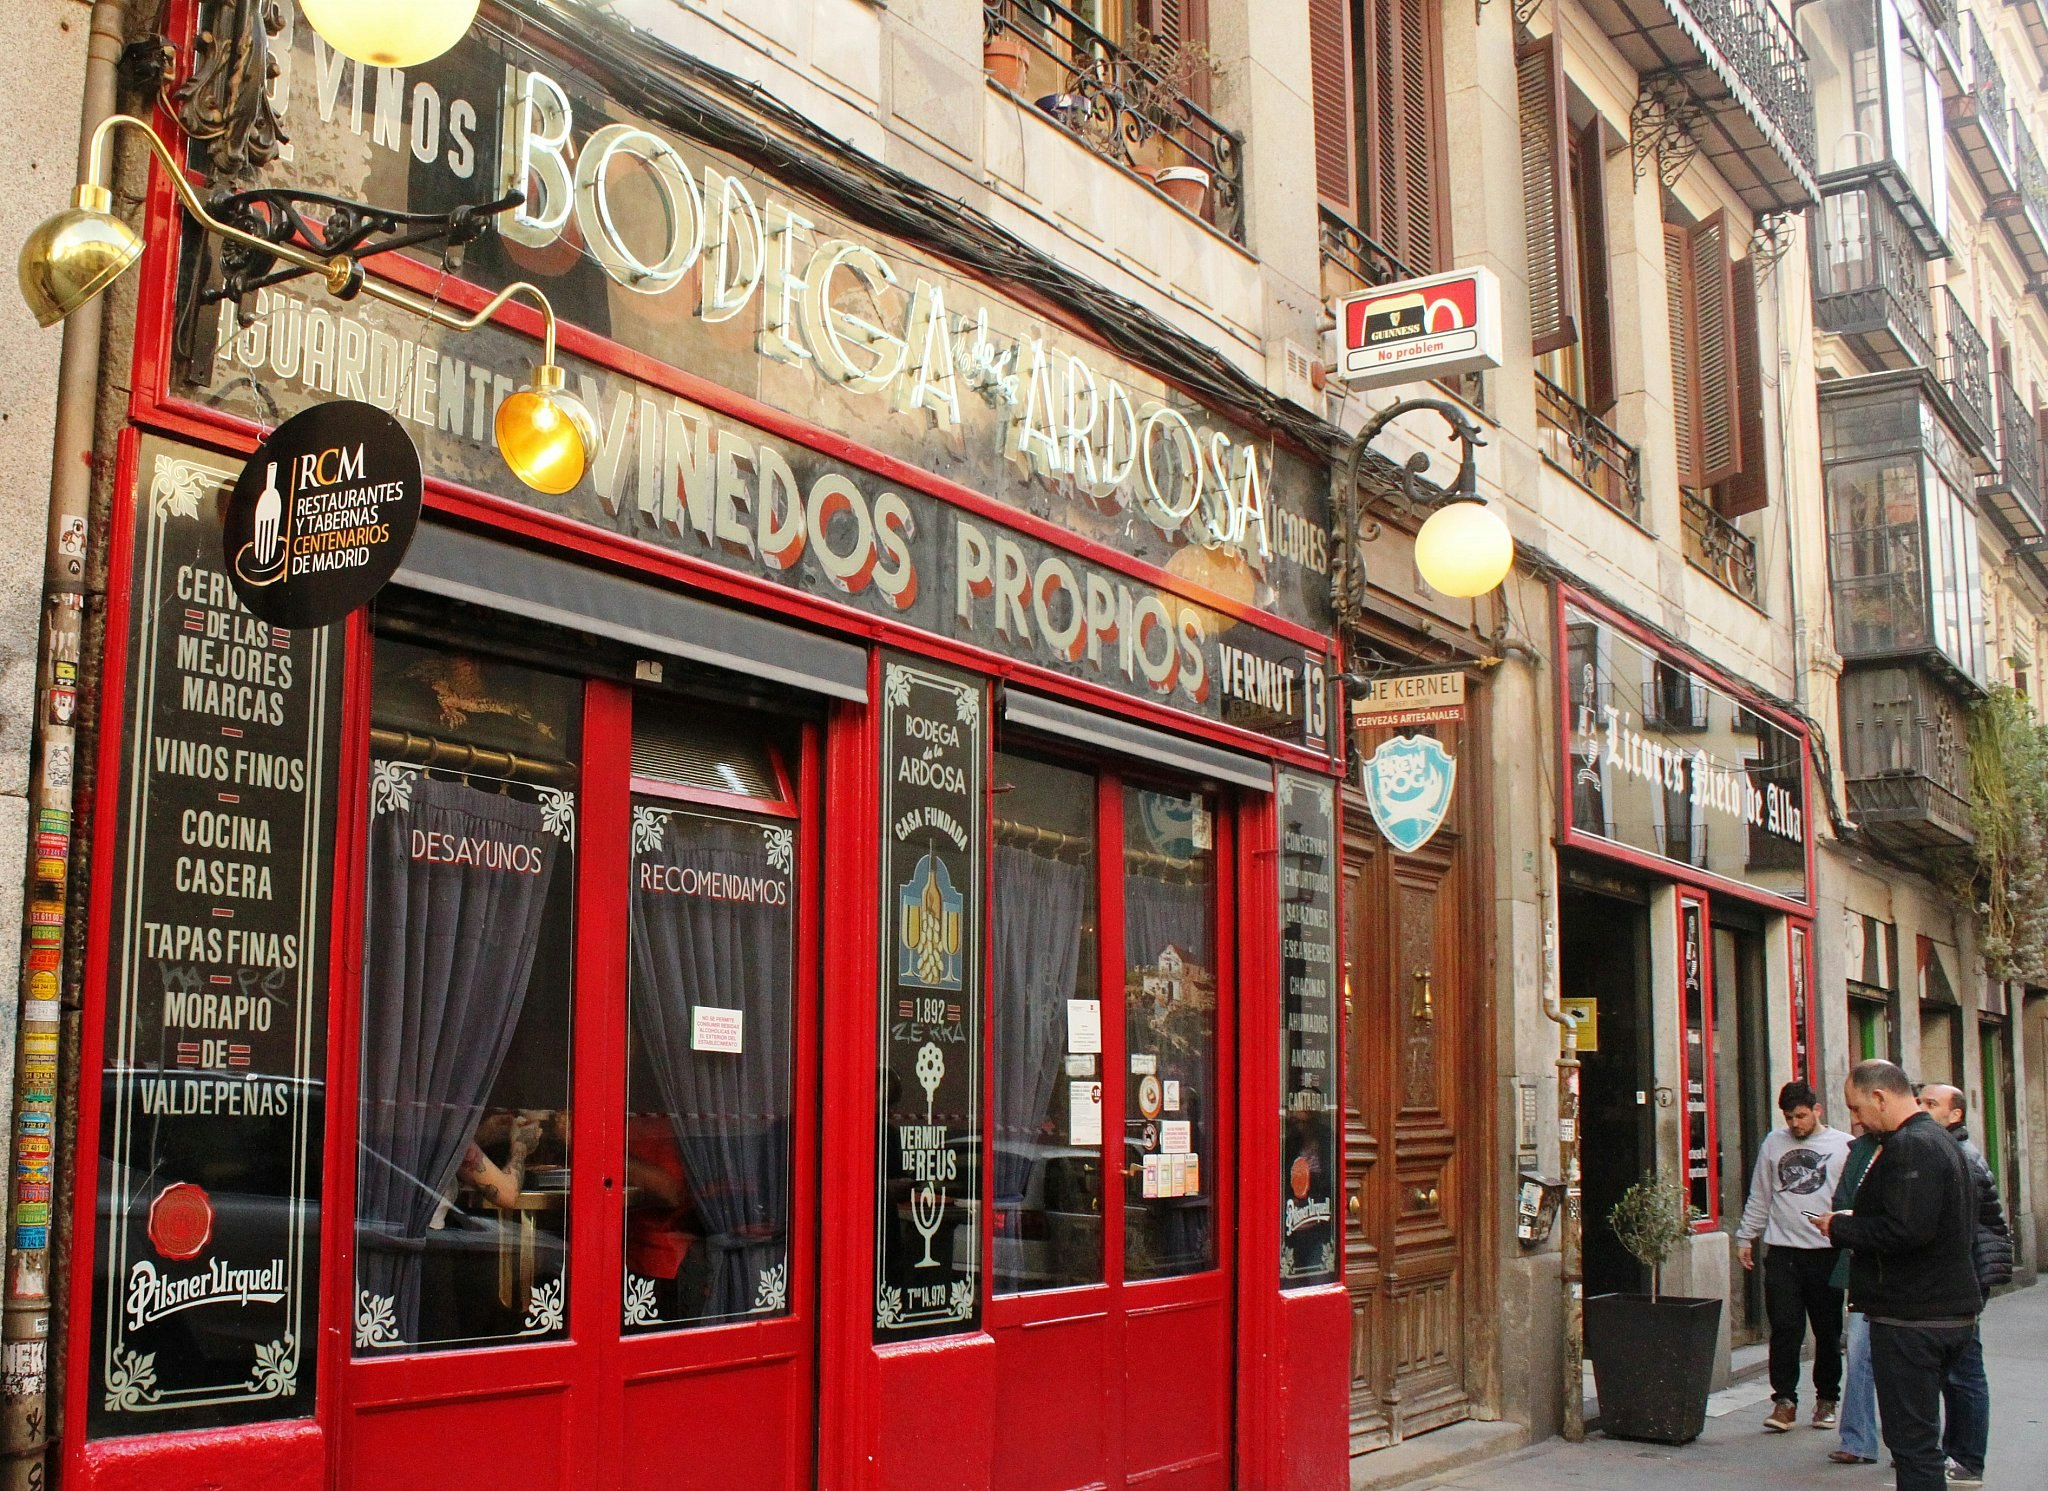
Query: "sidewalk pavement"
1394 1282 2047 1490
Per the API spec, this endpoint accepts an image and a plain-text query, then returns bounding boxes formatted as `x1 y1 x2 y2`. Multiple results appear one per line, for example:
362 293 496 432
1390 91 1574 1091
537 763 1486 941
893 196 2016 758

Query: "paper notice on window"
1067 999 1103 1054
1142 1155 1160 1198
1065 1053 1096 1078
1163 1079 1181 1111
1069 1080 1104 1145
1130 1052 1158 1076
691 1006 744 1053
1185 1154 1200 1196
1172 1155 1190 1196
1161 1119 1192 1155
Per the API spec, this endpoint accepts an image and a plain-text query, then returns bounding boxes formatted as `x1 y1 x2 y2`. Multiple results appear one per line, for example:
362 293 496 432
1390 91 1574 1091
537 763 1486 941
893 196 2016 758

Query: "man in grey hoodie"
1737 1080 1852 1432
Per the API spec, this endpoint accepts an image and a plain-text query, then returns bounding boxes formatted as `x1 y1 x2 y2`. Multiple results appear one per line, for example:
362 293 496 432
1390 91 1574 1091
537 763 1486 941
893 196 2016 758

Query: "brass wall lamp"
18 113 597 496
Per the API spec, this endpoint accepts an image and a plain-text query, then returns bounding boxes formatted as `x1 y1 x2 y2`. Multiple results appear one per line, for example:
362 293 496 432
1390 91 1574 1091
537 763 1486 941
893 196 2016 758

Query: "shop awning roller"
1002 690 1274 793
393 522 869 702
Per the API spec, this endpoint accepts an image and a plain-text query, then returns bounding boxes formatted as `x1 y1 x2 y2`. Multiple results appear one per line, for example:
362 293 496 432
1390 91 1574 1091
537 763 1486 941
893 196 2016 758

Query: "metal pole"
1 3 127 1484
1558 1014 1585 1442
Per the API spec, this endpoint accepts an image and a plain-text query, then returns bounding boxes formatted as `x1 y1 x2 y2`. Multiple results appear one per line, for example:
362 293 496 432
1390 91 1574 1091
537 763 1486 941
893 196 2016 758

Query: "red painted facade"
60 12 1352 1488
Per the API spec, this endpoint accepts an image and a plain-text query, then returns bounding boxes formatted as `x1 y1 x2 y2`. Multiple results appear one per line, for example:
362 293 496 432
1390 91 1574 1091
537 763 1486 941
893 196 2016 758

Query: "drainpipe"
1538 859 1585 1443
1 2 127 1485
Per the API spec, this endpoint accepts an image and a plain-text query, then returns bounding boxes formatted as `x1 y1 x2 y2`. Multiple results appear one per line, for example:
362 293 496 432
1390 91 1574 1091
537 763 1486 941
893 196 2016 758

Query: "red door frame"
981 759 1240 1491
316 652 825 1486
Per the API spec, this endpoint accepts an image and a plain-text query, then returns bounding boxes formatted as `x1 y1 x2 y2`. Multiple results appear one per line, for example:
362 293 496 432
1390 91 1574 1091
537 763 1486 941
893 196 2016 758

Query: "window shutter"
1575 121 1617 416
1690 213 1742 488
1718 256 1770 518
1664 222 1701 489
1139 0 1210 106
1517 32 1577 356
1310 0 1357 216
1368 0 1446 273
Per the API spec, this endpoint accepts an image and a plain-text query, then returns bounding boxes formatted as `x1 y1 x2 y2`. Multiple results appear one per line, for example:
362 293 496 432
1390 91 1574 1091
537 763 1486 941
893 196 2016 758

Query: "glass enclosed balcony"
1820 371 1988 689
1838 663 1975 852
1801 0 1949 248
1812 177 1935 369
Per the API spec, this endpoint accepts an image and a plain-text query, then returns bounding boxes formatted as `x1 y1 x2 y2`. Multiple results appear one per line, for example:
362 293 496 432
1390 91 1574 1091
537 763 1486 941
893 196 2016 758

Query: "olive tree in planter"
1583 1176 1721 1445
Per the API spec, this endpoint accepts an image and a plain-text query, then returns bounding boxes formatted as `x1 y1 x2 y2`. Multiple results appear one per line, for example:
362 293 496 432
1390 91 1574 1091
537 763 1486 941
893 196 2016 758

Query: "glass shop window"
991 754 1104 1294
1123 783 1218 1280
354 638 581 1357
621 697 801 1331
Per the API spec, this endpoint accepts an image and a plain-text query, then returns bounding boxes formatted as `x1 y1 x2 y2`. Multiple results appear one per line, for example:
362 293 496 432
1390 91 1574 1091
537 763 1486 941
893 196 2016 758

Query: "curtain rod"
370 727 577 786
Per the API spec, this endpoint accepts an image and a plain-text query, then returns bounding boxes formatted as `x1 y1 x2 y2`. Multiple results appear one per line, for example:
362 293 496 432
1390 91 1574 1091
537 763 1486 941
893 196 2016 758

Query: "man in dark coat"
1917 1082 2013 1487
1815 1061 1980 1491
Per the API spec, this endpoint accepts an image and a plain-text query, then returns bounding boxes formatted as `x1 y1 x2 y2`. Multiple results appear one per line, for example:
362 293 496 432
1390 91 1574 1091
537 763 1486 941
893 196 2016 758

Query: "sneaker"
1947 1466 1985 1487
1828 1450 1876 1464
1813 1400 1839 1428
1764 1399 1798 1432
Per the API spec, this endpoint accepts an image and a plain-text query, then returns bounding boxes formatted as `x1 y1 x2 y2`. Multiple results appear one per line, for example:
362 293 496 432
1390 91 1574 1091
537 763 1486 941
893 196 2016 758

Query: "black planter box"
1584 1293 1723 1445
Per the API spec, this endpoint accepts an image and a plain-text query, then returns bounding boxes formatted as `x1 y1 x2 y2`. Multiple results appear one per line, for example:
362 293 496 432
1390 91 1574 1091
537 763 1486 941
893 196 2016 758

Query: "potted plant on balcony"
1583 1176 1721 1445
984 11 1034 93
1118 27 1221 211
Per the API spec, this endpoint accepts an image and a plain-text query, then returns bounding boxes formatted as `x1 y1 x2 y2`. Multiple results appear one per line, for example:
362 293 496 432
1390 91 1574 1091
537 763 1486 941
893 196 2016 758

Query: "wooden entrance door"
333 635 818 1490
984 754 1236 1491
1341 729 1475 1451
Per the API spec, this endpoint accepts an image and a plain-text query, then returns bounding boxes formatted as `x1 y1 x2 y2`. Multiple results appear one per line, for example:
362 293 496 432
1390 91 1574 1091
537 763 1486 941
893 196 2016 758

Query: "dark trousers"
1764 1245 1844 1405
1871 1321 1977 1491
1942 1328 1991 1476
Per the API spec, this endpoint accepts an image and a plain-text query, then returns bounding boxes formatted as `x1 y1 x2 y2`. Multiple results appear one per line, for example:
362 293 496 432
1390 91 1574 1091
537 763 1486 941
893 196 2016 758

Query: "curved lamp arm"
87 113 563 366
1334 396 1488 614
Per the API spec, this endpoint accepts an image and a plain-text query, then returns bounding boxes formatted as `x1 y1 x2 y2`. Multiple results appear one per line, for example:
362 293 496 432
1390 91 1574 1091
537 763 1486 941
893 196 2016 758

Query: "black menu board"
873 654 986 1340
88 436 340 1436
1681 896 1712 1222
1279 771 1340 1285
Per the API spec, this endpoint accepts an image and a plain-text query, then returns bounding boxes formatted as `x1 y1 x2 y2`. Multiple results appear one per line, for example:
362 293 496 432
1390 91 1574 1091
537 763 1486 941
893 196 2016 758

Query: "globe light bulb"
1412 499 1514 598
496 365 597 495
299 0 481 68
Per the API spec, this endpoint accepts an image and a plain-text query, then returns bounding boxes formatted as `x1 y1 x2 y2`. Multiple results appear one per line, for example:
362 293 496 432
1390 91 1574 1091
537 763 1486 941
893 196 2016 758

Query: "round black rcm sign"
223 400 422 628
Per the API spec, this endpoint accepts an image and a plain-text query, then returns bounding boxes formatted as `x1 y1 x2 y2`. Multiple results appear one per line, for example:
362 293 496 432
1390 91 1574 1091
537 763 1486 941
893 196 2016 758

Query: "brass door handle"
1348 1192 1362 1216
1411 968 1434 1021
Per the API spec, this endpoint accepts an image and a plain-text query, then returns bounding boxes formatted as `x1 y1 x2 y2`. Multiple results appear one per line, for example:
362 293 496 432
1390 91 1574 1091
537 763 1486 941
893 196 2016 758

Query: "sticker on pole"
1334 266 1503 388
223 400 422 627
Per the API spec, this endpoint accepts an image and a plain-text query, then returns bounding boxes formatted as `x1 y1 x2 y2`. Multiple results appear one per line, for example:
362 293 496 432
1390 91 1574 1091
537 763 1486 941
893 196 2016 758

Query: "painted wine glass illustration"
912 1041 946 1267
234 460 291 588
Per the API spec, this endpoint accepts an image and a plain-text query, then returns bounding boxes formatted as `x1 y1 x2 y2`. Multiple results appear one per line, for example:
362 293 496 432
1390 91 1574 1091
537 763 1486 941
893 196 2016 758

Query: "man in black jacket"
1918 1082 2013 1487
1815 1061 1980 1491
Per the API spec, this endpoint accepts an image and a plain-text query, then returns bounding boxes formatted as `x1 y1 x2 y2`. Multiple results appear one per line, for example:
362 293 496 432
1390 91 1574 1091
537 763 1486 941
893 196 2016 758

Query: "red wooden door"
986 756 1235 1491
331 638 818 1491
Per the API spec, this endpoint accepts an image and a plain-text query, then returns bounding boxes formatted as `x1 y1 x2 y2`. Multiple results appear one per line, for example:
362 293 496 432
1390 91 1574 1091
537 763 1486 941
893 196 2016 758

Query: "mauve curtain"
357 777 561 1343
992 844 1090 1202
630 813 792 1319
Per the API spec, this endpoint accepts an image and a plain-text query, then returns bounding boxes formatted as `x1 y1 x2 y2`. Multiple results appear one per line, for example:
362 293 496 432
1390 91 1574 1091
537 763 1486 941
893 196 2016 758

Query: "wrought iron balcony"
1838 663 1974 852
1682 489 1761 605
1999 112 2048 285
1536 372 1645 523
2009 0 2048 70
1812 176 1934 371
1580 0 1817 211
1982 371 2046 539
982 0 1245 242
1936 285 1997 461
1947 15 2016 199
1317 206 1423 303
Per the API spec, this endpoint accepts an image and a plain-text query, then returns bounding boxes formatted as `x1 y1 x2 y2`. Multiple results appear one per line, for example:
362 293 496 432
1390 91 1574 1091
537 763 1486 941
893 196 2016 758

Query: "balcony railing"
1682 489 1761 605
1937 287 1996 459
983 0 1246 242
1812 176 1934 371
1317 206 1423 302
2003 112 2048 282
1536 372 1645 522
1838 663 1974 852
1580 0 1817 210
1949 15 2016 198
1983 370 2046 537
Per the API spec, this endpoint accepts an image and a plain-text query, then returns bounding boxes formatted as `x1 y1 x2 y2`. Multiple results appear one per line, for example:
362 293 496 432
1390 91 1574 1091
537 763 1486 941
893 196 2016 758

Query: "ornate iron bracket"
1631 78 1705 191
159 0 291 180
1748 210 1798 279
176 184 524 382
1333 399 1486 628
1513 0 1545 32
